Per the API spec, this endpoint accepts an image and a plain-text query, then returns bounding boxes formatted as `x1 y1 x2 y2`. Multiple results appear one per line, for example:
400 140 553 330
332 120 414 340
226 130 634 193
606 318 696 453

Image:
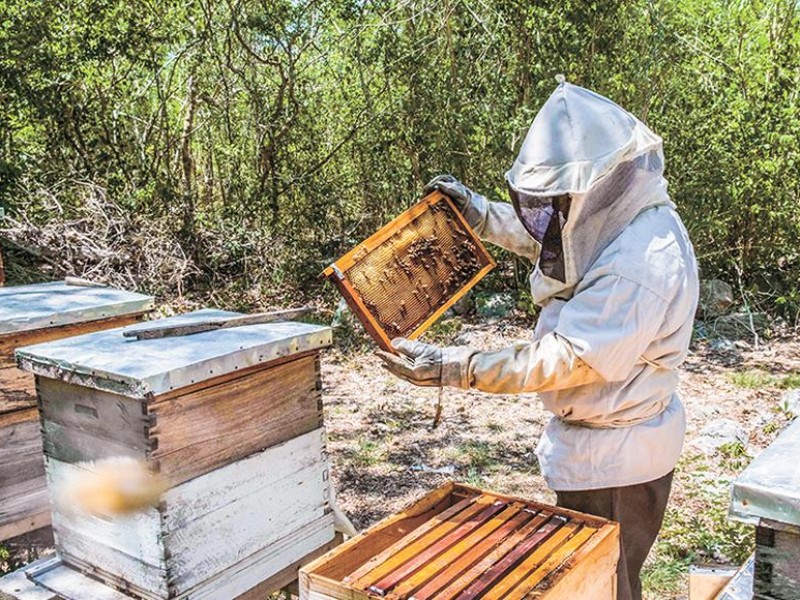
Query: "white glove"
376 338 476 388
378 334 603 394
423 174 487 230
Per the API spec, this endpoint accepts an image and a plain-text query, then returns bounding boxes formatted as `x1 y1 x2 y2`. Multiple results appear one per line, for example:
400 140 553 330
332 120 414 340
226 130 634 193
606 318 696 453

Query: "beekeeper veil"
506 79 674 304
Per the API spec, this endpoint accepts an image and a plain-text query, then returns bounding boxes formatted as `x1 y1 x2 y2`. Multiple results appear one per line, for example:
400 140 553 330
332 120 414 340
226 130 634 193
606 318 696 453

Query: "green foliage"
729 369 800 389
459 440 495 470
717 441 750 471
641 554 690 599
0 0 798 309
425 317 464 345
348 436 387 468
729 369 777 389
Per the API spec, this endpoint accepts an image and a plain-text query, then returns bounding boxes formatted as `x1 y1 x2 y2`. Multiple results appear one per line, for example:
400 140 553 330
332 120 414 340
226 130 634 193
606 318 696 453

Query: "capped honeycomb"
324 192 495 351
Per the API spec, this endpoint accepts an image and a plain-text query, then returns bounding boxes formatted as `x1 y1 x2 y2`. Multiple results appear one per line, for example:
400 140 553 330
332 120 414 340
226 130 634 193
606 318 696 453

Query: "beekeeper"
378 79 699 600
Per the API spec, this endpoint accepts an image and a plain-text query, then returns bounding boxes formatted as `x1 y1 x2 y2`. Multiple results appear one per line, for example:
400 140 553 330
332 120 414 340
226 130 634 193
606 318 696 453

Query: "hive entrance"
325 192 495 351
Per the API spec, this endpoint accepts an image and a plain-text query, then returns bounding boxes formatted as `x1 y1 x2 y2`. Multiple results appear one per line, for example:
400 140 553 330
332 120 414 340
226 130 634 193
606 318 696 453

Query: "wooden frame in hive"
300 482 620 600
323 192 495 352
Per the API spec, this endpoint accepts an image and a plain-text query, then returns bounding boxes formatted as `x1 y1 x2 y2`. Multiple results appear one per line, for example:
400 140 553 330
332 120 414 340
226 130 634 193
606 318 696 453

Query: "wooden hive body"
0 282 154 542
754 519 800 600
300 482 619 600
324 192 495 351
16 310 336 600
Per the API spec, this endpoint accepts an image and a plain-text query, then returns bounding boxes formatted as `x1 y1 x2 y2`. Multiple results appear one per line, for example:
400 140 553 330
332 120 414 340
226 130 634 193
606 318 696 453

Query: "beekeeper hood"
506 79 673 304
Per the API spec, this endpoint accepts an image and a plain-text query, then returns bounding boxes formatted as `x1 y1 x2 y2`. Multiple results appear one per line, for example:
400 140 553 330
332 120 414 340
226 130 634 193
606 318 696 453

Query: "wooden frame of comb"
323 192 495 352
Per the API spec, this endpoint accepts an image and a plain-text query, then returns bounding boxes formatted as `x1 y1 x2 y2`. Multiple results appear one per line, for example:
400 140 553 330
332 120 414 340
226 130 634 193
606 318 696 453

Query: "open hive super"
301 483 619 600
324 192 495 351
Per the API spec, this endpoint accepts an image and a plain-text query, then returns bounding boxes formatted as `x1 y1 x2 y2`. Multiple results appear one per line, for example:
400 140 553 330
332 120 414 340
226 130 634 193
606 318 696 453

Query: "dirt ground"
323 314 799 600
2 312 797 599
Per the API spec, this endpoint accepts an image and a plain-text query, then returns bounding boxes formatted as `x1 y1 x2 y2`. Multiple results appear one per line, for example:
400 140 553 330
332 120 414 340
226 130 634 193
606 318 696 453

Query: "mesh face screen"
325 194 495 350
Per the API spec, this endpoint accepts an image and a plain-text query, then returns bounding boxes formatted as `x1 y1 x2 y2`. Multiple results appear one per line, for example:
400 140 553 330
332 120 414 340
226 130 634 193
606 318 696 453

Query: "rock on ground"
691 418 749 454
698 279 735 317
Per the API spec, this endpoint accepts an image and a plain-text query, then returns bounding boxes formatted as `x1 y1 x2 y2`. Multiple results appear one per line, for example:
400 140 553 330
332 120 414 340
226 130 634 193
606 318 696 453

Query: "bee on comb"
324 192 495 352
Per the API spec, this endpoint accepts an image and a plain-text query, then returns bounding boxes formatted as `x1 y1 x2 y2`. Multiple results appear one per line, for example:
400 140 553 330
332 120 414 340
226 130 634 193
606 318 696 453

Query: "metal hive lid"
16 309 333 398
0 281 154 335
730 418 800 527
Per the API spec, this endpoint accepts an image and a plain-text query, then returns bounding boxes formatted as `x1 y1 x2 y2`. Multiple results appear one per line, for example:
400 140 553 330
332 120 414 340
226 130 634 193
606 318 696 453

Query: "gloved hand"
423 174 486 230
376 338 476 388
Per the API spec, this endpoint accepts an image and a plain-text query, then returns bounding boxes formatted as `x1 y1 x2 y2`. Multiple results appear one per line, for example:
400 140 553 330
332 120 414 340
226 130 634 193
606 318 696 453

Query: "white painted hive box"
16 309 336 600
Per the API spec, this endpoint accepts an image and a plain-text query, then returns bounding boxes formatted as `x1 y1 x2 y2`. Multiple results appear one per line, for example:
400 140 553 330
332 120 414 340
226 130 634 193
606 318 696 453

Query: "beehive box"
0 281 153 541
324 192 495 351
730 418 800 600
300 482 619 600
16 309 336 600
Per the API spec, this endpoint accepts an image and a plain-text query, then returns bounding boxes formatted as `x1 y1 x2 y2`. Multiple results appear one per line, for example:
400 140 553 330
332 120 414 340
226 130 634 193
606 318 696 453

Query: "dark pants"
556 470 674 600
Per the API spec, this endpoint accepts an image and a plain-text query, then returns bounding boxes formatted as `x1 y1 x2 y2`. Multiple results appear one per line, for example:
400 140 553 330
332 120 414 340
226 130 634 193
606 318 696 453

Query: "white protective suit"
441 82 699 491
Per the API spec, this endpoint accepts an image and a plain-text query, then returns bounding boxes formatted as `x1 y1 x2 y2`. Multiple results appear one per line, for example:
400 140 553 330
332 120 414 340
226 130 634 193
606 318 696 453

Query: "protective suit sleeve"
553 274 669 382
440 332 603 392
470 194 541 263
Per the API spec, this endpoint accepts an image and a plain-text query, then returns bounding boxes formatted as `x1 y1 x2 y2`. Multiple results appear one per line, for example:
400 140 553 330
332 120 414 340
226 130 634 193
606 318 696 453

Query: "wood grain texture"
183 514 334 600
6 534 340 600
162 430 330 594
460 516 569 600
0 418 45 495
0 511 50 544
0 365 36 414
430 510 551 600
350 496 493 591
368 500 509 595
0 406 37 430
501 525 597 600
0 417 49 541
0 313 145 356
526 527 618 600
408 508 538 600
387 503 526 599
37 352 322 484
0 313 145 417
46 429 331 599
233 533 341 600
301 484 619 600
56 524 169 599
343 496 476 585
755 521 800 599
303 483 460 585
42 419 145 464
46 459 165 568
38 378 150 451
150 353 322 486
